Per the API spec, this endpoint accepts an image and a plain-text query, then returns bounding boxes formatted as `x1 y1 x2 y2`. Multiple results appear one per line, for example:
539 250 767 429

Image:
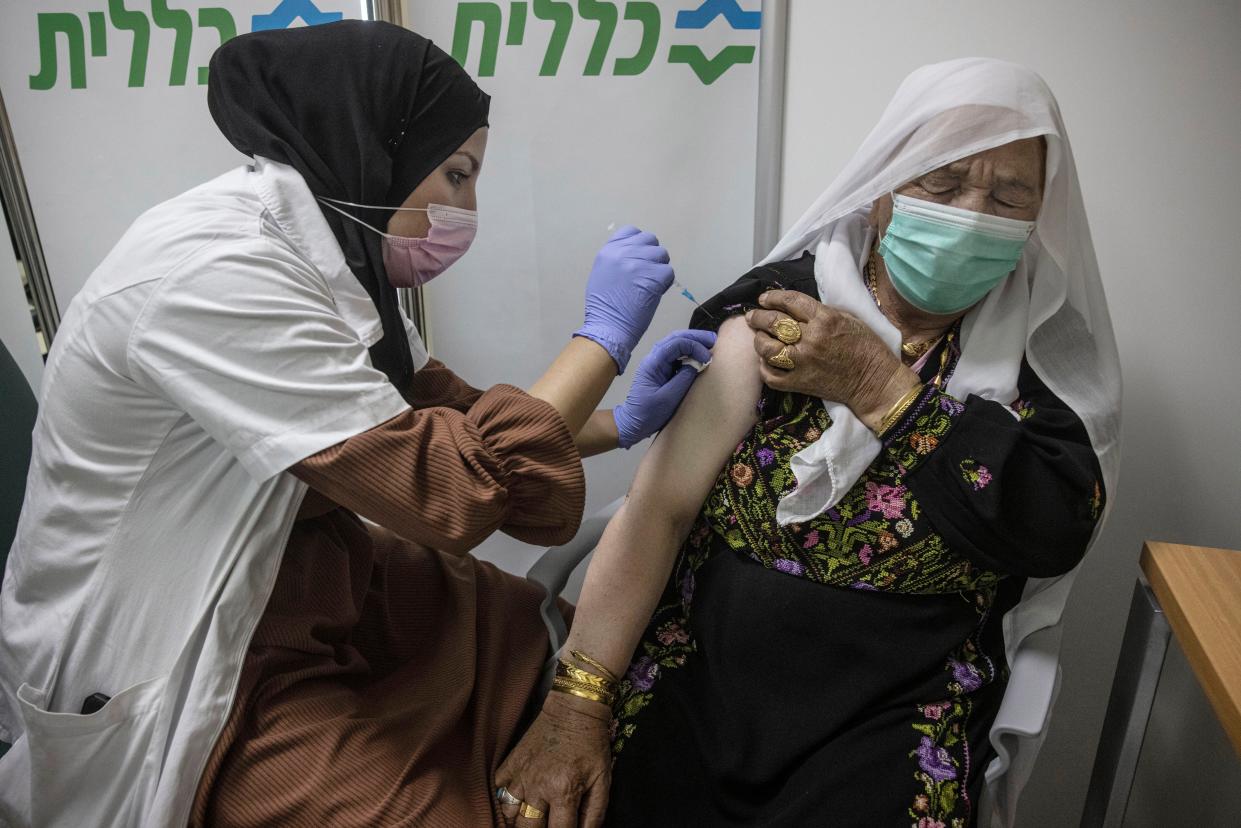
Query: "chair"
526 497 1064 828
0 338 39 759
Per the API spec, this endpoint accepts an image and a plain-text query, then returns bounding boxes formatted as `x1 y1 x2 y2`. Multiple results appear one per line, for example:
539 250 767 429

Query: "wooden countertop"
1141 541 1241 756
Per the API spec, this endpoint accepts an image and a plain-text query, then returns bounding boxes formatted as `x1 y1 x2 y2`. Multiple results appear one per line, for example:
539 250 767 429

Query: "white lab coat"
0 157 428 827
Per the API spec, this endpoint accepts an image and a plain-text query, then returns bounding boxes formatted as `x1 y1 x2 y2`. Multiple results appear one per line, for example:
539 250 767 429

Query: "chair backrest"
979 624 1063 827
0 337 38 568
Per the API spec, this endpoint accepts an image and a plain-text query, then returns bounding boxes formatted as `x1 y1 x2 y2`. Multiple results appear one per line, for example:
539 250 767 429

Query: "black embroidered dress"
605 254 1104 828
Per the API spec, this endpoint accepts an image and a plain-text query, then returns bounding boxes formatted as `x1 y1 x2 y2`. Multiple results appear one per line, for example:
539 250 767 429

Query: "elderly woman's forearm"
564 501 690 680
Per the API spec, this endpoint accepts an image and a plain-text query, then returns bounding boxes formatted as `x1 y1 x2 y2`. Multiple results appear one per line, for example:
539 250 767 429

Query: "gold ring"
518 802 545 819
771 317 802 345
767 346 795 371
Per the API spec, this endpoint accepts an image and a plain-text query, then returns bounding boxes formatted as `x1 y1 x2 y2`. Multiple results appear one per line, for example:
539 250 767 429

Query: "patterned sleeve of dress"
403 357 484 412
883 359 1105 578
291 385 585 554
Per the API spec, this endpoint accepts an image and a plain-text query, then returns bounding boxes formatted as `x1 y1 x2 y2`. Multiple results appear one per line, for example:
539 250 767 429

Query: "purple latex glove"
613 329 717 449
573 225 675 373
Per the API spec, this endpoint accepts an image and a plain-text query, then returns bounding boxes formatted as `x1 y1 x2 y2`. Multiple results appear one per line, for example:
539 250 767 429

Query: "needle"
673 279 714 319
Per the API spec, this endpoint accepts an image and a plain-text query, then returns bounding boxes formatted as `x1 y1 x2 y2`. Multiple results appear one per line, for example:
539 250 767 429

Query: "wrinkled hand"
574 225 676 374
745 290 912 420
613 329 717 448
494 693 613 828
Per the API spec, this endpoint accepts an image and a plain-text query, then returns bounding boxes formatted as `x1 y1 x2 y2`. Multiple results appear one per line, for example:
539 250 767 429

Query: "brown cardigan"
293 357 585 552
191 359 585 827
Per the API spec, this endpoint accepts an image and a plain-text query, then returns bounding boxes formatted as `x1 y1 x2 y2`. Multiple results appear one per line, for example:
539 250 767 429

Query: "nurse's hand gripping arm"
572 329 717 457
492 318 761 827
612 329 717 449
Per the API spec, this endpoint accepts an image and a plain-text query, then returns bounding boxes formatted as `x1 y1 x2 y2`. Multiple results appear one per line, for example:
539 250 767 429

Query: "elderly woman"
494 59 1120 827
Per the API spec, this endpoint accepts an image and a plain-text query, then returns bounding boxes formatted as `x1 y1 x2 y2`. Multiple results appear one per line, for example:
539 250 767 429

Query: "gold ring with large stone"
518 802 545 820
772 317 802 345
768 345 795 371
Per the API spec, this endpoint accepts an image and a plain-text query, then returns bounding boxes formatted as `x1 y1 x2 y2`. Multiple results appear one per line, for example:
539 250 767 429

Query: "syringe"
673 279 714 319
607 223 713 318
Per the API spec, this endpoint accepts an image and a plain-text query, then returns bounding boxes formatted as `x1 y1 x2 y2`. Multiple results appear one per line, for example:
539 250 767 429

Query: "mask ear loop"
317 195 430 213
875 191 898 259
316 198 411 239
317 197 477 236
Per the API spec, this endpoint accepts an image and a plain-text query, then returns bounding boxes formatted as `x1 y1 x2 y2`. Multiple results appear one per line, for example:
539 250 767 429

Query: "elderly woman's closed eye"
496 59 1119 828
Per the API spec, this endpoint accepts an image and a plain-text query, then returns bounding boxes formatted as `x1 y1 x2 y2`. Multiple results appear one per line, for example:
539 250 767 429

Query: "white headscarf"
764 56 1119 529
761 57 1122 821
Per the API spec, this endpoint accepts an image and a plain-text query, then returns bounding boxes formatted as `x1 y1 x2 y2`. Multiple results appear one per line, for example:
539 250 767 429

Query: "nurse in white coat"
0 21 712 827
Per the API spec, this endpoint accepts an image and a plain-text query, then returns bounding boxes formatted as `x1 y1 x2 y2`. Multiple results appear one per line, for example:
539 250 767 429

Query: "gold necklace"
866 247 938 361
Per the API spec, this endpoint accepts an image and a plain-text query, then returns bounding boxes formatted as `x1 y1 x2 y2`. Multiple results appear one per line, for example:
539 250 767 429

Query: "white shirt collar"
249 156 385 347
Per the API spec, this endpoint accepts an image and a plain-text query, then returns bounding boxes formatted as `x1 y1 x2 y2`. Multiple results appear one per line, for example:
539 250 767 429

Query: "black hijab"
207 20 490 390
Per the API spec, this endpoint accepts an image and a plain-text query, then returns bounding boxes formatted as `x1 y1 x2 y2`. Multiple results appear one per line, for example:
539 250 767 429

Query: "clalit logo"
450 0 760 85
28 0 346 90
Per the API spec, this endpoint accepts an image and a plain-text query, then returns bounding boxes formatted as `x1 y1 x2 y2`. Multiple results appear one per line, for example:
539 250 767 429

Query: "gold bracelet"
877 384 924 437
553 674 615 698
551 675 615 706
569 649 619 684
552 683 614 707
557 663 617 694
556 661 618 696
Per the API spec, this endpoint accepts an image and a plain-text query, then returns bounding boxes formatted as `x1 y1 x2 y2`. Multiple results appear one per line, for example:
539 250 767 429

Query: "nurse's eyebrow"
453 151 481 174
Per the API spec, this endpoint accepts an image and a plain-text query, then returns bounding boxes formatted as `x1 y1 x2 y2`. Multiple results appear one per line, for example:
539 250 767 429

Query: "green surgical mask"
878 193 1035 315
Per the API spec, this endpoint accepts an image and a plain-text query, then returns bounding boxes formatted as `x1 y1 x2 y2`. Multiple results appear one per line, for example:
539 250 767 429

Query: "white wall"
781 1 1241 824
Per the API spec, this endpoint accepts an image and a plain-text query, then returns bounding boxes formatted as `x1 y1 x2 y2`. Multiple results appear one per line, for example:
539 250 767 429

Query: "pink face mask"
380 204 477 287
318 197 478 288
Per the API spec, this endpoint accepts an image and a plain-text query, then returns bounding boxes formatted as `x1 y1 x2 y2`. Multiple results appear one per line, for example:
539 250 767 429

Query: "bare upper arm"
625 316 761 530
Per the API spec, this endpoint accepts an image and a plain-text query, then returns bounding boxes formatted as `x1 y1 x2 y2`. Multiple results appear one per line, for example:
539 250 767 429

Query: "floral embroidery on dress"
940 396 967 417
730 462 754 487
910 433 940 455
907 591 998 827
887 392 963 473
1010 398 1035 420
865 481 908 519
655 620 690 646
696 384 992 596
1090 479 1103 520
959 459 993 491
